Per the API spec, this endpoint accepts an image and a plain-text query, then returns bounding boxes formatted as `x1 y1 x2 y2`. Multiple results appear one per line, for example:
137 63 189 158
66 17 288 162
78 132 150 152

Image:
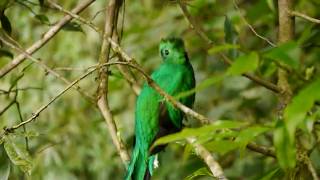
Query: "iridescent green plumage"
125 38 195 180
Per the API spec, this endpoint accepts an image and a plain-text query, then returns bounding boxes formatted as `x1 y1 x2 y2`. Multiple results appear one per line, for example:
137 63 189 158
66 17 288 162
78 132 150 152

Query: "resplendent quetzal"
125 37 195 180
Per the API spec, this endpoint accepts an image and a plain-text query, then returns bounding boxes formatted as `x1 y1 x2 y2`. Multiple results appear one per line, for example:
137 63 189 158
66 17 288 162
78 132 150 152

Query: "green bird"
125 37 196 180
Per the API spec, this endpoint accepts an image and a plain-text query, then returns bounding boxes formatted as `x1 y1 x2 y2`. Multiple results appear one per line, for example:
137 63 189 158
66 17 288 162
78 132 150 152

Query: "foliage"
0 0 320 179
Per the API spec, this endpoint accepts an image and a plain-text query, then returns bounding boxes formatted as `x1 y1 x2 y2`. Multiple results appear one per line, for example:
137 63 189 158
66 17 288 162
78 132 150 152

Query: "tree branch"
188 138 228 179
247 142 276 158
290 11 320 24
0 0 96 78
96 0 130 166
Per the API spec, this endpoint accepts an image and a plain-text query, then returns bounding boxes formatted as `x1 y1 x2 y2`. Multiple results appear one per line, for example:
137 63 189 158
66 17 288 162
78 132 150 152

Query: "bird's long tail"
125 146 154 180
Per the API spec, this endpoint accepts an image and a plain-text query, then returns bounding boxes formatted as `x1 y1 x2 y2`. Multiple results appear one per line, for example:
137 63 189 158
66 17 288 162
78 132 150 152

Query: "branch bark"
188 138 228 180
96 0 130 166
0 0 96 78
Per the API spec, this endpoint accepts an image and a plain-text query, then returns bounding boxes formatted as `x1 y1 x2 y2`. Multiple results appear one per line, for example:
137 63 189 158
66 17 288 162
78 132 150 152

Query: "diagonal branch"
0 0 96 78
188 138 228 179
289 11 320 24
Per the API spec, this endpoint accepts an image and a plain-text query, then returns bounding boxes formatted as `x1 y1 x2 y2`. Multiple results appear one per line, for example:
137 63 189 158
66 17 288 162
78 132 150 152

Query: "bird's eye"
164 49 169 56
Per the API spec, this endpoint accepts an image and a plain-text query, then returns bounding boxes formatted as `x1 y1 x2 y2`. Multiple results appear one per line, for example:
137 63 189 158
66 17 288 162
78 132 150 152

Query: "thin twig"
2 61 130 132
177 0 281 94
290 11 320 24
97 0 130 166
0 34 96 104
0 0 96 78
233 0 276 47
0 87 42 95
47 0 102 33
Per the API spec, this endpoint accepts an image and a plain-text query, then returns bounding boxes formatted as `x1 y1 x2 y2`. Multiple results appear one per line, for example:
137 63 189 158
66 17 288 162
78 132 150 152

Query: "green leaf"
4 136 33 175
224 16 238 58
264 41 300 69
152 120 246 148
235 126 270 147
0 135 5 145
0 0 10 12
274 121 296 169
258 168 281 180
227 52 259 75
284 78 320 142
208 44 239 54
182 143 193 162
0 48 13 59
0 161 10 180
38 0 44 6
204 140 239 155
175 74 224 99
0 12 12 34
184 167 212 180
62 22 83 32
34 14 50 25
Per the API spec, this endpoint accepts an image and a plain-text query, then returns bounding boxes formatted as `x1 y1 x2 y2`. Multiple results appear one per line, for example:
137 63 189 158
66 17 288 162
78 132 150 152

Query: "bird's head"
159 37 188 64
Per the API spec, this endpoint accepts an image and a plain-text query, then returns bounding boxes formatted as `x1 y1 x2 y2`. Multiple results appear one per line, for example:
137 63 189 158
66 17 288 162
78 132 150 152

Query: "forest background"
0 0 320 179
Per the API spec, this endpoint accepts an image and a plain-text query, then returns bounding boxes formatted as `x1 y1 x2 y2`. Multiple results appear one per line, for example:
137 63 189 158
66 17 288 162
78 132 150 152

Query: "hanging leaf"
4 136 33 175
282 79 320 151
184 167 212 180
0 48 13 59
175 73 224 99
224 16 238 59
258 168 282 180
62 22 83 33
0 12 12 34
0 0 10 12
152 120 247 148
264 41 300 69
182 143 193 162
273 121 296 169
235 126 270 147
204 140 239 155
227 52 259 75
38 0 44 7
34 14 50 25
208 44 239 54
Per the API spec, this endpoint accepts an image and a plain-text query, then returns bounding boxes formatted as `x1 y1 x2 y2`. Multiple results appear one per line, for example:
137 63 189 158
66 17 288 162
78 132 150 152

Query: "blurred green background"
1 0 320 179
